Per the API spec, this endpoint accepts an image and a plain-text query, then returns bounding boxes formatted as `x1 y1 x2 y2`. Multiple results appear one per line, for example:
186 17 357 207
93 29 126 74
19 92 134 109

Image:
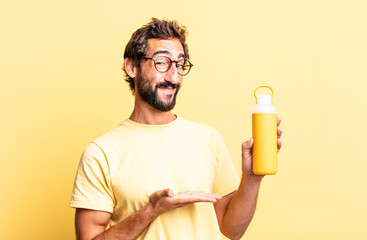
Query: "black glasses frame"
141 56 193 76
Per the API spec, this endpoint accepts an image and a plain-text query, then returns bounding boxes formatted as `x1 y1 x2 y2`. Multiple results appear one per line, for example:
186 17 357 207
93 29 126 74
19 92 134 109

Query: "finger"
165 188 174 198
277 117 282 127
181 196 219 203
277 139 282 152
155 188 174 198
277 127 282 139
176 191 221 199
242 138 253 153
174 191 222 203
190 191 222 200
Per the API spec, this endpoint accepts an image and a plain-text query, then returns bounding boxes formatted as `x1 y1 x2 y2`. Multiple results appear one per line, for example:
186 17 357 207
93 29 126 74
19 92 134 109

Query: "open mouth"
158 86 176 94
156 81 179 95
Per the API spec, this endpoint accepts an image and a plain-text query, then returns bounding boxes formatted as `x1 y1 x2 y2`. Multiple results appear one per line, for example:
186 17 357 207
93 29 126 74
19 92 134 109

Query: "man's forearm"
93 202 157 240
220 176 262 240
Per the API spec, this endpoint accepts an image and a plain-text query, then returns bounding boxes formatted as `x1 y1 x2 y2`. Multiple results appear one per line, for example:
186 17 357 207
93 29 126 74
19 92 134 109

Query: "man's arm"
214 117 282 240
214 175 263 240
75 188 222 240
75 203 155 240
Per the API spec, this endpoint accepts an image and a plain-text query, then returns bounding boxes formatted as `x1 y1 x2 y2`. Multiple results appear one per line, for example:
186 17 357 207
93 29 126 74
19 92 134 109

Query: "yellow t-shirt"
70 116 240 239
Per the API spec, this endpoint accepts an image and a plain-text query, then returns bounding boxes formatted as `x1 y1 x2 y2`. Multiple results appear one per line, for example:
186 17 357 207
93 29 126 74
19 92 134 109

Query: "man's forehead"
147 38 184 58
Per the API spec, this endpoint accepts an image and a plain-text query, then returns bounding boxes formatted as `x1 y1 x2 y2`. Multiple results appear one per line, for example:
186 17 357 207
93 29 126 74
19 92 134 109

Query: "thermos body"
252 113 278 175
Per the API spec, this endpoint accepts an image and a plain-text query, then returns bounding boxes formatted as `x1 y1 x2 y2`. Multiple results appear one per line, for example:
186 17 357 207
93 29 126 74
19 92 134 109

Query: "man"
70 18 282 240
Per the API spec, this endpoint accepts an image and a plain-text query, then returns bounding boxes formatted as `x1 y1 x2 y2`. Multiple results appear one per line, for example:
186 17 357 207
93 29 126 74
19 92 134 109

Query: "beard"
136 70 180 112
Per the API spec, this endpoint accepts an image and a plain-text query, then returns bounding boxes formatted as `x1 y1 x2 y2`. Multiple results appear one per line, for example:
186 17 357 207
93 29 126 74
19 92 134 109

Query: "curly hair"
122 18 189 94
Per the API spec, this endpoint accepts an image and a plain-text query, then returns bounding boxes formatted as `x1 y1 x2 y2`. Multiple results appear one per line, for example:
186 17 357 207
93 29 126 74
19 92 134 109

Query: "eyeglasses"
141 56 193 76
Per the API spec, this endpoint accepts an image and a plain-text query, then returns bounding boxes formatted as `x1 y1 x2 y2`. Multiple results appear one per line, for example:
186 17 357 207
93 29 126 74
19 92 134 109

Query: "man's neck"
129 101 177 125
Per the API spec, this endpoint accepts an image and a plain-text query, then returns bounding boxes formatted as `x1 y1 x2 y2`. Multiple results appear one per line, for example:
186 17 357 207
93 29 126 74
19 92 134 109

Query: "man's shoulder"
89 122 130 148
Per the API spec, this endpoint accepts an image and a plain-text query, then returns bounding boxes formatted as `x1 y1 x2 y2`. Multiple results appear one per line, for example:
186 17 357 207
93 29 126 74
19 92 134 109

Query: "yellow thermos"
252 86 278 175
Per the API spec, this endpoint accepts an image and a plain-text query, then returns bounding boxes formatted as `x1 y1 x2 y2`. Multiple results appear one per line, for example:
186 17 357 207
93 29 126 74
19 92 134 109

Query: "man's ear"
124 58 137 78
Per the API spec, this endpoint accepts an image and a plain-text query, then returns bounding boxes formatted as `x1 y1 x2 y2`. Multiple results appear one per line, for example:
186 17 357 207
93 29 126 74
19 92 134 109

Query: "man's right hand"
148 188 222 216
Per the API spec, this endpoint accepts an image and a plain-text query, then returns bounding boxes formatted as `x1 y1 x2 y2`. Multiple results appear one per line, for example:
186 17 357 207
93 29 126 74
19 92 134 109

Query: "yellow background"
1 0 366 239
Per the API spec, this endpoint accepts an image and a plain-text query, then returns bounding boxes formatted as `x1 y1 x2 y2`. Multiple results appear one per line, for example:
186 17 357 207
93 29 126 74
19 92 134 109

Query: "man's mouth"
158 85 176 94
156 81 179 95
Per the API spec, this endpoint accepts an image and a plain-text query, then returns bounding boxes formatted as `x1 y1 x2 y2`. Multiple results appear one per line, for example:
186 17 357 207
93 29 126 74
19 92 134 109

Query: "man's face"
135 38 184 112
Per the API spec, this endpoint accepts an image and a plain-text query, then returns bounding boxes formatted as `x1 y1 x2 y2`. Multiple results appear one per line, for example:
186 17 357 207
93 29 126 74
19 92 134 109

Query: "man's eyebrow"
152 50 171 57
151 50 186 59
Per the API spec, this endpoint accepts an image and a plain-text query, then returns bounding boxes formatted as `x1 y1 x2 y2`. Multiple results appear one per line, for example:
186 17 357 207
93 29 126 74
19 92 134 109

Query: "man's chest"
108 136 218 207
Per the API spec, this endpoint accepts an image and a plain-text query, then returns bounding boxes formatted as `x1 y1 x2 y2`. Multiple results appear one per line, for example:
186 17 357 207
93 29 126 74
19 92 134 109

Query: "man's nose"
164 64 181 83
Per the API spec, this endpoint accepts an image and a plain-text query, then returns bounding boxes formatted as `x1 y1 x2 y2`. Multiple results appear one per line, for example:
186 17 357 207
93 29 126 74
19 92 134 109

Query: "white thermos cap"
253 95 277 113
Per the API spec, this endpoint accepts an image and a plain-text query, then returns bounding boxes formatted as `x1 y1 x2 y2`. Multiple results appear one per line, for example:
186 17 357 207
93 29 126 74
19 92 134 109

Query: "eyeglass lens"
154 56 191 75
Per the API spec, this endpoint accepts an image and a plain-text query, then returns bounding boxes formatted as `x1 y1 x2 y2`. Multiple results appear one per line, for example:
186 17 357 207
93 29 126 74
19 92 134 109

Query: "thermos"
252 86 278 175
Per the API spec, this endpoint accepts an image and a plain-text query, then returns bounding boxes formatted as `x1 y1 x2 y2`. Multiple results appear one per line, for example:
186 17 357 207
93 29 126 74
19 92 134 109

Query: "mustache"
156 81 179 89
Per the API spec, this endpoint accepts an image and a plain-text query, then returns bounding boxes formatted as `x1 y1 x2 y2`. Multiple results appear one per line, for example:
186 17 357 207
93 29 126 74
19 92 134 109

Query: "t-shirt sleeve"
212 129 240 197
70 142 115 213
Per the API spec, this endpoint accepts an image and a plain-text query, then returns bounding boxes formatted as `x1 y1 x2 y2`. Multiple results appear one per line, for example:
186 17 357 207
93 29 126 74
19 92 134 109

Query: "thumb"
164 188 174 198
150 188 174 203
157 188 174 198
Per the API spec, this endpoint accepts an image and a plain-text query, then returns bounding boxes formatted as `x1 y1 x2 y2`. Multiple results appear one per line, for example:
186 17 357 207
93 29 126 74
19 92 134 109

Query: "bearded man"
70 18 283 240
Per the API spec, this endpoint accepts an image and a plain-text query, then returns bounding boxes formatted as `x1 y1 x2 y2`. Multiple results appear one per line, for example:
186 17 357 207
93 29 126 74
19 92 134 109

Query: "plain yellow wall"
1 0 366 239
